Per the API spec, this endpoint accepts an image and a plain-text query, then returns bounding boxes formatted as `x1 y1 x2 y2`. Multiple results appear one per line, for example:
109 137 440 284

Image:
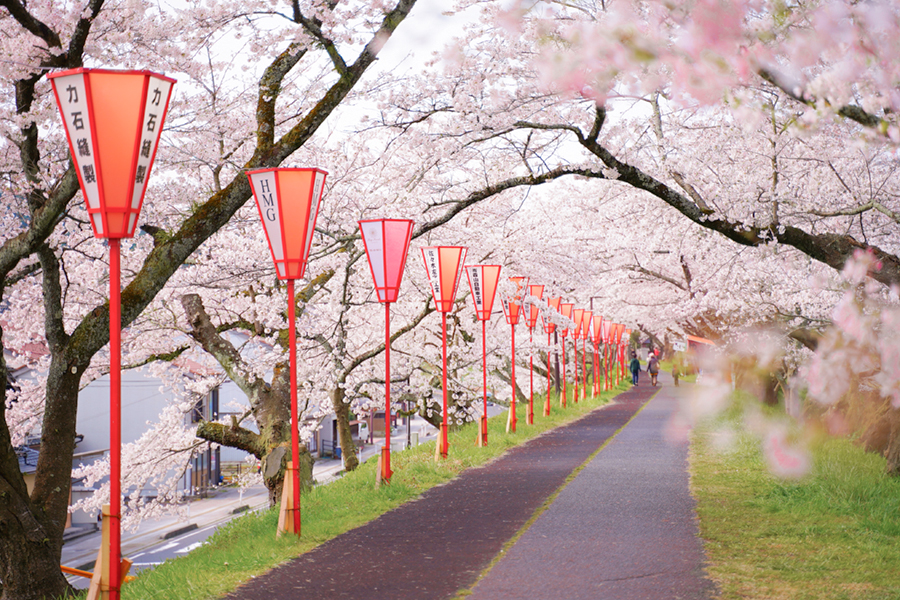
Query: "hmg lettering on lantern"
259 178 276 221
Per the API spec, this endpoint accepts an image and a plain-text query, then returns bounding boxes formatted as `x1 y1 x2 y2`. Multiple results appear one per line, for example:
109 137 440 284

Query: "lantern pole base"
380 446 393 483
478 415 488 447
276 461 301 537
435 424 448 461
506 402 517 433
86 505 132 600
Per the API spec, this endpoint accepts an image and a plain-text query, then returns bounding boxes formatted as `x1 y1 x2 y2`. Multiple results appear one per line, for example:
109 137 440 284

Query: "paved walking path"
468 376 716 599
227 378 715 600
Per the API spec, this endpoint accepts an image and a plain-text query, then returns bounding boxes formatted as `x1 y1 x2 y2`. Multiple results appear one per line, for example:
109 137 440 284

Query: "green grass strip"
118 383 631 600
691 417 900 599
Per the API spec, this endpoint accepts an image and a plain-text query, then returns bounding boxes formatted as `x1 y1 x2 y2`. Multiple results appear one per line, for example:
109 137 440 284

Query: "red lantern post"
542 297 562 416
571 308 583 403
592 315 604 396
502 277 527 432
465 265 501 446
49 68 174 600
524 284 544 424
422 246 467 458
359 219 415 483
248 166 327 536
603 321 613 391
581 310 592 400
616 324 626 384
559 303 574 408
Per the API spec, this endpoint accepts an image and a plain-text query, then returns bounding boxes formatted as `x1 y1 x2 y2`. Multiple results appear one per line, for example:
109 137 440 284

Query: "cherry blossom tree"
0 0 419 597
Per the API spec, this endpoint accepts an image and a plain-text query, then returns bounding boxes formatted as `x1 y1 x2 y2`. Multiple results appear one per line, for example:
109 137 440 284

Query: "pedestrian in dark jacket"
629 355 641 385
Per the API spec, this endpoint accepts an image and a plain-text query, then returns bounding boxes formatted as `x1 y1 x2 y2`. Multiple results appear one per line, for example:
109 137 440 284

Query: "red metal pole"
604 343 610 391
481 319 488 445
510 324 517 432
545 331 552 416
383 302 392 481
573 335 579 403
288 279 301 533
528 327 534 424
109 239 121 600
582 337 588 400
561 337 567 408
617 343 623 385
441 312 449 458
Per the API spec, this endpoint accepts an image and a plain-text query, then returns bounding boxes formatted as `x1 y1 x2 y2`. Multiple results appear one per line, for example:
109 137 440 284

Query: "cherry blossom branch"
340 299 435 380
295 11 348 77
810 201 900 224
181 293 256 396
511 119 900 288
758 67 889 134
414 164 608 238
196 420 263 457
0 0 62 50
624 263 691 294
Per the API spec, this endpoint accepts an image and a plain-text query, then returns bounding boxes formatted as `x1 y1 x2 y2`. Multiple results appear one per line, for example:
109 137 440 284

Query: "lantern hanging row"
48 68 639 586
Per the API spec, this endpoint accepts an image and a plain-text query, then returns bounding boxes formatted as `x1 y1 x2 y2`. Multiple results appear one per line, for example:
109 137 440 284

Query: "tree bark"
330 387 359 472
0 334 74 600
884 408 900 477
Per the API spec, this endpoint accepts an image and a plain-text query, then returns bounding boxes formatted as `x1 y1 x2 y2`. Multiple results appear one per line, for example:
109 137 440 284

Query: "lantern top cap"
359 217 415 223
48 67 176 84
247 166 328 176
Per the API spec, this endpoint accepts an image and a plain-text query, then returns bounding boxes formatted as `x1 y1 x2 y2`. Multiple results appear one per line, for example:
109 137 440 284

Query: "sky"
376 0 481 75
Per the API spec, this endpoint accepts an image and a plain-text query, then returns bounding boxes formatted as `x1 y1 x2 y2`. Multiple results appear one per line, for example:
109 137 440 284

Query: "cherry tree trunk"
330 387 359 472
0 355 83 599
885 408 900 477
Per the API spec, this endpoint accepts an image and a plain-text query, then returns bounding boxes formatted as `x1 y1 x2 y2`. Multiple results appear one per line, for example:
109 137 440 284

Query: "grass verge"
120 384 629 600
691 414 900 599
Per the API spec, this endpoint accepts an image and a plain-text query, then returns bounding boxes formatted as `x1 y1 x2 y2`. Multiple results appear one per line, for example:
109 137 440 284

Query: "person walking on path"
629 354 641 385
648 353 660 386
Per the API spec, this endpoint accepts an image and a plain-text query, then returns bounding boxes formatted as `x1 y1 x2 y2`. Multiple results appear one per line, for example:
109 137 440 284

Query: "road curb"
162 523 198 539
